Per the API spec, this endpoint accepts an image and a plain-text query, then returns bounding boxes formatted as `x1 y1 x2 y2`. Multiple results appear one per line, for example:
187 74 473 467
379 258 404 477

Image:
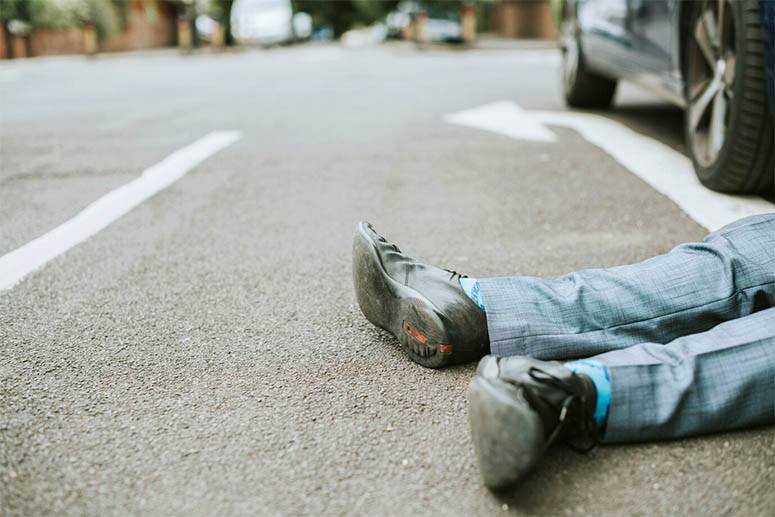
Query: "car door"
578 0 632 73
580 0 678 101
624 0 682 102
625 0 675 74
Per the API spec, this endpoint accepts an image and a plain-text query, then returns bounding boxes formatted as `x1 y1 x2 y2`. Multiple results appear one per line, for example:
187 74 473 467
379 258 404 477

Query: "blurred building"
100 0 177 53
489 0 556 39
2 0 177 59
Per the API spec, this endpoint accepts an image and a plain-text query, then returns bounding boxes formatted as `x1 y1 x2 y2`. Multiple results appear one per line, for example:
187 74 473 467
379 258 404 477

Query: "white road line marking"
445 101 557 143
445 102 773 231
0 67 19 83
0 130 242 291
533 111 773 231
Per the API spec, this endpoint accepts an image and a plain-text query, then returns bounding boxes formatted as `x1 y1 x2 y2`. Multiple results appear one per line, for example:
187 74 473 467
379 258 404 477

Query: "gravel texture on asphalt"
1 44 773 516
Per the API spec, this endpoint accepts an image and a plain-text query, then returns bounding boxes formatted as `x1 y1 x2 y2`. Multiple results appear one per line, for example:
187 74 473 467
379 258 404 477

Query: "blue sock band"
564 359 611 429
459 278 486 311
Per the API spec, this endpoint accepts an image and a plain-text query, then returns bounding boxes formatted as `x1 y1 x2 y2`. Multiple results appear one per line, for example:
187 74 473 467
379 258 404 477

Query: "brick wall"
102 0 175 53
491 0 557 39
29 27 84 56
0 25 7 59
7 0 176 58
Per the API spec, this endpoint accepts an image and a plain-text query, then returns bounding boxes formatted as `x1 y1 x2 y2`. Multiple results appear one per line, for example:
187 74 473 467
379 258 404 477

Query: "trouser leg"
479 214 775 359
591 307 775 442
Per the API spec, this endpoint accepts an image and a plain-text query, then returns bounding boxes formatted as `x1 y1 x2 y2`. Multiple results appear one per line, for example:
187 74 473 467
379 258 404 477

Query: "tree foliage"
0 1 29 23
27 0 89 30
1 0 128 41
209 0 235 45
291 0 398 36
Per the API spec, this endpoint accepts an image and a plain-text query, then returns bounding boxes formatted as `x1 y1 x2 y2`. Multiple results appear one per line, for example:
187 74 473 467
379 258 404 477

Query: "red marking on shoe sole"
439 343 453 354
402 322 428 344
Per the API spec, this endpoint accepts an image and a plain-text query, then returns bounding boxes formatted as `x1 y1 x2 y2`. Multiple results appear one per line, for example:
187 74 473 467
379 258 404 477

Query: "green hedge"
0 0 29 23
1 0 131 41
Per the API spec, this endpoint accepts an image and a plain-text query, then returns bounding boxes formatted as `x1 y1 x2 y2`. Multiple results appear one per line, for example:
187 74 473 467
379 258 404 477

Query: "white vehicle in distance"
231 0 312 45
386 0 462 42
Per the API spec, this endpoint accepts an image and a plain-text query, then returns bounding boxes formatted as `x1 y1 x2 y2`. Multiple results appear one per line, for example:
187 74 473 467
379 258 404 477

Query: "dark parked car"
559 0 775 194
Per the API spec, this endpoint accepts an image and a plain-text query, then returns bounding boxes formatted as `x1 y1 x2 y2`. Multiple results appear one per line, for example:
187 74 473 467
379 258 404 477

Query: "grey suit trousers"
478 214 775 442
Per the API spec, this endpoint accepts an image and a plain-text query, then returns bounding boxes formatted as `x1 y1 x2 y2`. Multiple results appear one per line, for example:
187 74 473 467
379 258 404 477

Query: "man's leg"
479 213 775 359
467 307 775 490
594 307 775 442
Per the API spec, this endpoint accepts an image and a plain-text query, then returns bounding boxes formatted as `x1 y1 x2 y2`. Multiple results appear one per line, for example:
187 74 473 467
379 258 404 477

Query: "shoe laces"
526 366 600 454
376 234 401 254
444 269 468 281
375 230 462 280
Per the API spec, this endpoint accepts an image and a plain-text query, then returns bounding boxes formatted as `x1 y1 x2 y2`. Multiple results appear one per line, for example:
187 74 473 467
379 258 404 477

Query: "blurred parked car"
386 0 463 42
560 0 775 195
195 14 218 42
386 5 412 38
231 0 312 45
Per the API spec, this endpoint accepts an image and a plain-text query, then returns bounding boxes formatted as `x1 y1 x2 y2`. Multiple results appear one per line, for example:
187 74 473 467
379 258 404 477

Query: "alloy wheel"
687 0 736 168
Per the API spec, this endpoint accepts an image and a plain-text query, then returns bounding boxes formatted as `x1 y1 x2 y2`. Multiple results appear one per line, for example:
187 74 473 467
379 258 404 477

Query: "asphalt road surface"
1 43 773 516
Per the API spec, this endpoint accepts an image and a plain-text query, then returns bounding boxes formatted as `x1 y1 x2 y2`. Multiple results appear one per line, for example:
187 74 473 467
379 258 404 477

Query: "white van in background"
231 0 311 45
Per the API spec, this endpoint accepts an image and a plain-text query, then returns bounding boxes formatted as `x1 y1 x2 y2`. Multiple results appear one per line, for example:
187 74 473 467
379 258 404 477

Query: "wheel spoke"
709 89 727 153
694 14 716 68
725 84 734 101
689 76 722 131
688 77 711 100
702 9 719 48
716 0 725 43
724 53 735 86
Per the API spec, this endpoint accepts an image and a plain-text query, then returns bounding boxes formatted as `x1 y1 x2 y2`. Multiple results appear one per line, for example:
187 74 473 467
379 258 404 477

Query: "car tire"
684 0 774 194
561 19 617 109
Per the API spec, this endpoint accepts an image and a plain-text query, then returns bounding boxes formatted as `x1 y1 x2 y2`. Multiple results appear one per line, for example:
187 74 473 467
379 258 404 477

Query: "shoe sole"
467 374 545 490
353 222 454 368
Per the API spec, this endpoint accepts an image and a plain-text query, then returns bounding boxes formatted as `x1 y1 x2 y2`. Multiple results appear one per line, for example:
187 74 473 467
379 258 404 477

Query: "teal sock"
564 359 611 429
459 277 486 311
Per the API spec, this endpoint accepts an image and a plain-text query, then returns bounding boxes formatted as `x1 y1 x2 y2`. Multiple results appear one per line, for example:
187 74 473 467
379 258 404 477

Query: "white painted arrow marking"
444 101 557 143
445 101 773 231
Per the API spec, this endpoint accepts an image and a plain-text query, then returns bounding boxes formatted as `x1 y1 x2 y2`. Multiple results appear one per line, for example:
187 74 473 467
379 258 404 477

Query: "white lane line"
533 111 773 231
0 67 19 83
445 101 557 143
445 102 773 231
0 130 242 291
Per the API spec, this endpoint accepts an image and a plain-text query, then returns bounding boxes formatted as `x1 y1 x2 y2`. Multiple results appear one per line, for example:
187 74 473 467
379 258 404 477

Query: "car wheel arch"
676 0 695 87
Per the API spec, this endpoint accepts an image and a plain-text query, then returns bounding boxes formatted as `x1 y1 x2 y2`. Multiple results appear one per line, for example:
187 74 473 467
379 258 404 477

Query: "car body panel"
564 0 774 193
575 0 685 105
231 0 294 44
571 0 775 111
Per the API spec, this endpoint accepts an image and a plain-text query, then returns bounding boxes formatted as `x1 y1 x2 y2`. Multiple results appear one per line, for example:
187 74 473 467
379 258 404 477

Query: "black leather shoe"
352 222 489 368
467 355 598 491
